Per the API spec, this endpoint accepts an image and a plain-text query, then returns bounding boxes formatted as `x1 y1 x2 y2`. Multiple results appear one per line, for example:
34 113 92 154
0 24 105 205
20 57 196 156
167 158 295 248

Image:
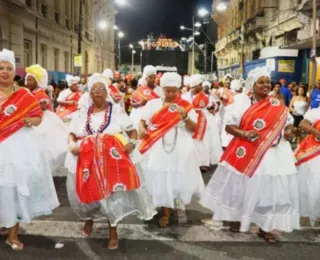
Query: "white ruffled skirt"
201 141 300 233
0 128 59 228
297 156 320 225
34 110 68 172
141 126 205 208
67 164 156 227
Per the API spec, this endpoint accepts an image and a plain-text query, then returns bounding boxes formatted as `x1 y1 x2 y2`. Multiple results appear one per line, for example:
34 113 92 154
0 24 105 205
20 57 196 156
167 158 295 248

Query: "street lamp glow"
216 2 227 11
198 8 209 17
194 22 202 27
118 31 124 38
194 31 200 36
138 40 144 45
129 44 134 49
115 0 126 5
113 25 119 30
180 25 185 30
132 50 136 54
98 21 107 30
181 37 187 41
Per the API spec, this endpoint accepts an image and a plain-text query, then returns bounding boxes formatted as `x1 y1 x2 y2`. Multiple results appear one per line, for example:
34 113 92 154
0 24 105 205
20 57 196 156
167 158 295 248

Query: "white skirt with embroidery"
200 140 300 233
34 110 69 172
141 125 205 208
0 128 59 228
297 156 320 225
67 160 156 226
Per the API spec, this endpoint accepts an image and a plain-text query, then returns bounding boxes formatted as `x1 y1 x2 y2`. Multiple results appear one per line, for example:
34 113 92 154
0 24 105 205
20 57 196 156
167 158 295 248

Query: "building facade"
0 0 116 79
212 0 319 84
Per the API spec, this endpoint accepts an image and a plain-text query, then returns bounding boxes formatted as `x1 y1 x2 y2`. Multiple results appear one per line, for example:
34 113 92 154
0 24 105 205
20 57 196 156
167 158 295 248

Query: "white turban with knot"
184 76 191 86
245 67 270 91
160 72 182 88
102 68 113 80
138 77 146 86
66 74 80 87
202 81 211 88
230 79 242 92
0 49 16 71
25 64 48 89
190 74 203 88
87 73 109 92
143 65 157 77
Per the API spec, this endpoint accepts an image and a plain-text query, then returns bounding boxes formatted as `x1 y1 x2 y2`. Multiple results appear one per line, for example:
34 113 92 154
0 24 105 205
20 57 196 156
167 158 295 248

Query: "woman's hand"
243 130 259 140
69 142 80 156
177 106 187 119
24 117 41 127
124 143 134 154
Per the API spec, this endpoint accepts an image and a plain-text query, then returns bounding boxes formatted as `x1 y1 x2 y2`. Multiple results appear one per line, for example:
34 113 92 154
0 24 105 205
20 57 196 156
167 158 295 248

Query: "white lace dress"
0 127 59 228
296 107 320 225
201 100 300 233
65 104 156 226
140 98 205 208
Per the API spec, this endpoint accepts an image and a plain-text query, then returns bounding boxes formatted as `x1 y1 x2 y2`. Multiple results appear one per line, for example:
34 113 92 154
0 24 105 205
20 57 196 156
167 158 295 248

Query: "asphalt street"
2 170 320 259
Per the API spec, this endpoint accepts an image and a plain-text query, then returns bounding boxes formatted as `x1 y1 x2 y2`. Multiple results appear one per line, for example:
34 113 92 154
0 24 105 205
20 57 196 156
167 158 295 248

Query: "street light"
131 50 136 74
98 21 107 30
115 0 126 5
180 25 185 30
194 22 202 28
216 2 227 11
113 25 119 30
181 37 187 41
117 31 124 69
198 8 209 17
194 31 200 36
129 44 134 49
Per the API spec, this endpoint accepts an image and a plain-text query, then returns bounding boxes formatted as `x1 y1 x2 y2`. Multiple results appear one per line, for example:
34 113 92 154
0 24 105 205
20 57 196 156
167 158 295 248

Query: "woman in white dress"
0 49 59 250
139 72 205 228
295 107 320 225
25 64 68 172
200 67 299 243
65 73 156 249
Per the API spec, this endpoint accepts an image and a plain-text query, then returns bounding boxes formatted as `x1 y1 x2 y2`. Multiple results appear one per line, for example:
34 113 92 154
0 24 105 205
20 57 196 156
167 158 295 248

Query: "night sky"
116 0 212 63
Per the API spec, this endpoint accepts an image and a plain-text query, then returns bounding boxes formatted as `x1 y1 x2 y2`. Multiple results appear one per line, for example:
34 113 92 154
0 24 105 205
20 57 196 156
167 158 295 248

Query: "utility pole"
312 0 317 85
192 16 195 74
76 0 83 76
211 51 214 73
118 37 121 70
204 42 207 74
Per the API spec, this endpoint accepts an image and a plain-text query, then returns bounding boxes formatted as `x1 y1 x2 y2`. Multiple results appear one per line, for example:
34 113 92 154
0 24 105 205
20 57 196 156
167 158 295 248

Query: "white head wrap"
87 73 109 92
25 64 48 89
0 49 16 71
160 72 182 88
66 74 80 87
143 65 157 78
245 67 270 91
190 74 203 88
230 79 242 92
102 68 114 80
202 81 211 88
138 77 146 86
184 76 191 86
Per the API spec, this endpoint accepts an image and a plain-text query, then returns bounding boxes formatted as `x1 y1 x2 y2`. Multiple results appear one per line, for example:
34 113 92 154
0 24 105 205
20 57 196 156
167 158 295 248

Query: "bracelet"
129 139 137 149
182 116 189 122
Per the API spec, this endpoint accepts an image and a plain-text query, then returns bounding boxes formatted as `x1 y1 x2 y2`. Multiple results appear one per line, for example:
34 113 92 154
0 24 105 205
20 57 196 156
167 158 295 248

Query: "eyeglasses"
90 87 107 94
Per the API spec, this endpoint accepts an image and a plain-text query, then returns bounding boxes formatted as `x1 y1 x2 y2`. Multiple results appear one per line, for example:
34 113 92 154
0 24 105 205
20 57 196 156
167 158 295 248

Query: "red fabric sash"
32 88 53 111
131 85 159 104
108 85 124 102
220 98 288 178
56 90 82 119
76 134 140 204
0 88 43 143
139 97 193 154
192 92 208 141
295 120 320 166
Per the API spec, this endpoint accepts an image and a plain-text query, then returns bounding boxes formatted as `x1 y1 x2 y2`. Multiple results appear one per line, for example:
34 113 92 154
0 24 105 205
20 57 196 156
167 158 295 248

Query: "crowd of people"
1 47 320 251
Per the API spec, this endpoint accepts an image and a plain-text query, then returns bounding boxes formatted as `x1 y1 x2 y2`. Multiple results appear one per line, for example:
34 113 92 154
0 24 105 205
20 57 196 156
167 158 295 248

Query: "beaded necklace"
85 102 113 135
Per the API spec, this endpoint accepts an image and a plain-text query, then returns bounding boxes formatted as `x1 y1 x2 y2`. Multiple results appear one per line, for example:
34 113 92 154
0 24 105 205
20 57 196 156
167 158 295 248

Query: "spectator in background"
289 82 297 97
269 82 284 103
17 79 25 88
14 75 21 87
54 80 67 110
309 80 320 109
279 78 292 107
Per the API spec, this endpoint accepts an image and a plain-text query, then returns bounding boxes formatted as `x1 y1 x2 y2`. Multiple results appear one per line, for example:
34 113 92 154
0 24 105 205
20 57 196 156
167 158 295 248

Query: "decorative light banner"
141 38 179 50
